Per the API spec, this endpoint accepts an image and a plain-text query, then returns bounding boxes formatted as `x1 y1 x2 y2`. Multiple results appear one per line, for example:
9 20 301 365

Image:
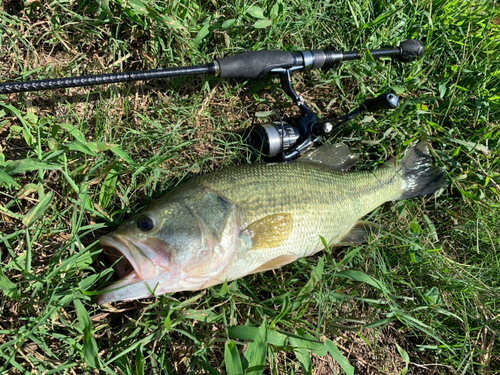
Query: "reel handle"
361 93 399 112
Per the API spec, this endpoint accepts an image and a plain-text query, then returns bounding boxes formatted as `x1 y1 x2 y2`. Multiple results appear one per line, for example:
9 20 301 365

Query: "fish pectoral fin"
338 221 381 244
296 143 360 171
252 254 298 273
243 213 293 250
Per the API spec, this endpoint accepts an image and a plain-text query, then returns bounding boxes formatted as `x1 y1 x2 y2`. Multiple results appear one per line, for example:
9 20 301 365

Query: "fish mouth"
97 234 158 305
101 243 135 278
96 230 238 305
99 235 149 278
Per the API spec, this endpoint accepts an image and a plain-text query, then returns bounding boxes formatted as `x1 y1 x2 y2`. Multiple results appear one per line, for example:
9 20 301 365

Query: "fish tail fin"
397 141 447 200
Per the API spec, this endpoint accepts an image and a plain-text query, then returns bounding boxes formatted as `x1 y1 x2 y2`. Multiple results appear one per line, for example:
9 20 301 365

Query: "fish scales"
96 142 446 304
199 162 400 245
190 162 402 280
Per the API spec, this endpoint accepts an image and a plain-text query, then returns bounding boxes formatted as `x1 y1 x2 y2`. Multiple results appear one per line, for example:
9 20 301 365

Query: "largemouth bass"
97 141 445 304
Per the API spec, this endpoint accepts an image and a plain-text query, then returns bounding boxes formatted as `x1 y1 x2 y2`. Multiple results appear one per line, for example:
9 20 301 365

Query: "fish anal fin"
252 254 298 273
243 213 293 250
338 221 381 244
296 143 360 171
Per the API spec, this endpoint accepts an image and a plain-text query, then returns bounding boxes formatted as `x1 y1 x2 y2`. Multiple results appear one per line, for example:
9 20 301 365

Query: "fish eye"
137 215 155 231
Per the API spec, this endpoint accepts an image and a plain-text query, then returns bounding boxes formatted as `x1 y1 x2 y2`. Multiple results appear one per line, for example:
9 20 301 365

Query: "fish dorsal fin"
296 144 360 171
243 213 293 250
338 221 381 244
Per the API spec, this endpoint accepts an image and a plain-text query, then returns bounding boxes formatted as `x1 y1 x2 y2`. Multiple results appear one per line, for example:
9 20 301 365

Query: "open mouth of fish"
100 235 155 281
98 233 214 305
96 230 237 304
97 234 164 304
101 244 135 279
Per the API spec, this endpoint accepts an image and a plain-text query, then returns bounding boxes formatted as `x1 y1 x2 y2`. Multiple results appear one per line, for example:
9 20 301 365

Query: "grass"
0 0 499 373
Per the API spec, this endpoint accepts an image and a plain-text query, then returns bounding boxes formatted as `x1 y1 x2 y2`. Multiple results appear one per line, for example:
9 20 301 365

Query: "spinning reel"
245 86 399 162
0 40 424 162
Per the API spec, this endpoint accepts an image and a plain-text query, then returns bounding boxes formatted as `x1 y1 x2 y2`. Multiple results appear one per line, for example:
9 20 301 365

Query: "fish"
96 141 446 304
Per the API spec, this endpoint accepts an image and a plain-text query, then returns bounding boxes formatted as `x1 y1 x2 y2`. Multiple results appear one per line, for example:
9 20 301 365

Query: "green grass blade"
0 169 20 188
243 320 268 375
99 164 120 209
73 299 99 369
22 191 54 227
325 340 354 375
334 269 387 292
0 270 20 300
224 340 243 375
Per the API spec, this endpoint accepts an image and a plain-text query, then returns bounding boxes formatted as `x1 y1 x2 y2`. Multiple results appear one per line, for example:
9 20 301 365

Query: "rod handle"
216 50 302 79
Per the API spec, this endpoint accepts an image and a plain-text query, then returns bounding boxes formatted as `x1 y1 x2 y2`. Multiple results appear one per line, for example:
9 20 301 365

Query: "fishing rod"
0 40 423 94
0 39 424 161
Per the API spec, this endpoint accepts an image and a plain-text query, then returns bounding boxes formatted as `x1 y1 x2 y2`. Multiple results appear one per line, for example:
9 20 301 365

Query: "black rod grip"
216 50 301 79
